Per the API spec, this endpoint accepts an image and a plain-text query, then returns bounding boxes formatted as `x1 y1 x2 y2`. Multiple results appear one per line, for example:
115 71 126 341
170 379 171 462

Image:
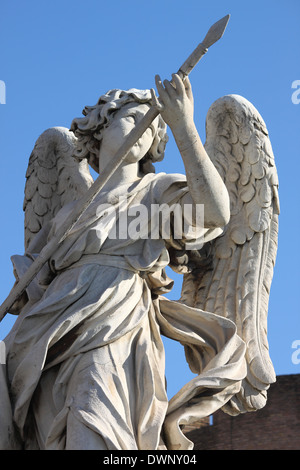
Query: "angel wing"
23 126 94 250
180 94 280 414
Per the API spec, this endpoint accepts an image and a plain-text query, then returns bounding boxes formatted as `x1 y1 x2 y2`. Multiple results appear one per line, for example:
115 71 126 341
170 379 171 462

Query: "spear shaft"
0 14 230 322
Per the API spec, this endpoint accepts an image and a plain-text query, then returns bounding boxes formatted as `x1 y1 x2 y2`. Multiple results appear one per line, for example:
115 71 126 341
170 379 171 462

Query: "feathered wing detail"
180 95 279 414
23 126 94 250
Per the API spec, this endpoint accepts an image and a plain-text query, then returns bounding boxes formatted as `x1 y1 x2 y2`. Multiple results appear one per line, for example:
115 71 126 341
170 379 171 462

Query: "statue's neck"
98 154 142 192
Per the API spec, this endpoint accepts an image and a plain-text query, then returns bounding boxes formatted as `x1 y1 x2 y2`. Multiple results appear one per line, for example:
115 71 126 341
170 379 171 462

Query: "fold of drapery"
0 172 246 450
156 297 246 450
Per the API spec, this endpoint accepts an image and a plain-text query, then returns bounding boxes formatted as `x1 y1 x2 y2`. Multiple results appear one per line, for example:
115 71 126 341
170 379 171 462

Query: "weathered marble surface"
0 76 279 450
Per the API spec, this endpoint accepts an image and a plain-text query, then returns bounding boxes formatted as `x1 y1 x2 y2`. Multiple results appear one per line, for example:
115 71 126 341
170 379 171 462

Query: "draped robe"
0 172 246 450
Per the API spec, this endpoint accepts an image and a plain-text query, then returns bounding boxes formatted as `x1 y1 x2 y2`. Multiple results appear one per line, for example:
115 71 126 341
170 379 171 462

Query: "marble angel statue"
0 73 279 450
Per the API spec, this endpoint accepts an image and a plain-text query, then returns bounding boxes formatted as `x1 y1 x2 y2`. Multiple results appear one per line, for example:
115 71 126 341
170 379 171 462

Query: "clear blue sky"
0 0 299 399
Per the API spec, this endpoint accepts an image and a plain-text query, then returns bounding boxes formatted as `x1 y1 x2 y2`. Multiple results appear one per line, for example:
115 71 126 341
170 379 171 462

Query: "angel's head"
70 89 168 174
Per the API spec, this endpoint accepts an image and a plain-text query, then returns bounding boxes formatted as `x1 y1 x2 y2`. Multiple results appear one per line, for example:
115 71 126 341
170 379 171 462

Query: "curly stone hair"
70 88 168 174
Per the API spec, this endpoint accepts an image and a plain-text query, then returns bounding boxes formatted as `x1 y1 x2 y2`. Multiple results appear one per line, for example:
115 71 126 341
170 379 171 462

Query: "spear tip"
203 14 230 49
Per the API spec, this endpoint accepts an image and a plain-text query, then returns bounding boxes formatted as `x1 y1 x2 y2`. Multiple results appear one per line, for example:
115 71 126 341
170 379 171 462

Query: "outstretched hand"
154 74 194 131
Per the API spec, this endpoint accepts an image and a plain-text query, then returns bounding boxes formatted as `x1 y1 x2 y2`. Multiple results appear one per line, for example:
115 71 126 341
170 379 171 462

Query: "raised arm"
155 74 230 228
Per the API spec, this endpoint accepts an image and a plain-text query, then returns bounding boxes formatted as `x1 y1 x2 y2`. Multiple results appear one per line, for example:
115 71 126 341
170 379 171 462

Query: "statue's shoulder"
143 172 187 203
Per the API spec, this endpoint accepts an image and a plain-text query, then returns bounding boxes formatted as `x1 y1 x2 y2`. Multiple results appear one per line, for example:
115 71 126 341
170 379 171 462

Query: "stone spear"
0 14 230 321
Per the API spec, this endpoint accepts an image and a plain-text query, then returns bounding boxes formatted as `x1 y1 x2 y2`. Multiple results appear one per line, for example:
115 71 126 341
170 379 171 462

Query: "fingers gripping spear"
0 15 230 322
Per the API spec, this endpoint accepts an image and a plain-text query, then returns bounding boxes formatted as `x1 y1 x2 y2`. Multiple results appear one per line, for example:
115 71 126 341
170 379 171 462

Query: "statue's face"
100 102 159 163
